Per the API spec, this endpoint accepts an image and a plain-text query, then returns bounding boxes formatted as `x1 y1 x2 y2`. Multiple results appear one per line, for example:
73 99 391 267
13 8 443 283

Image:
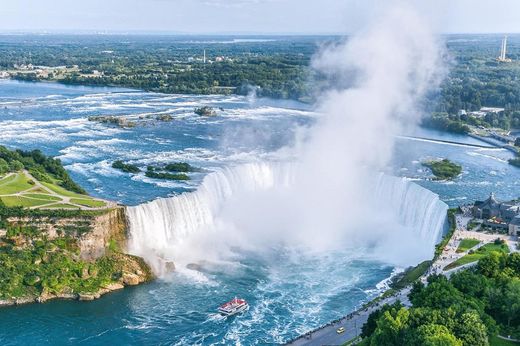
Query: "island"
194 106 217 117
163 162 204 173
87 115 136 128
112 160 204 181
509 157 520 168
0 146 152 305
422 159 462 180
145 168 190 181
88 114 176 128
112 160 140 173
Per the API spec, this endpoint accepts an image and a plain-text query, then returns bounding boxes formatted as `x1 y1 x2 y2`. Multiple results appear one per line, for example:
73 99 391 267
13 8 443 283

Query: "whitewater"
1 82 519 346
127 162 448 276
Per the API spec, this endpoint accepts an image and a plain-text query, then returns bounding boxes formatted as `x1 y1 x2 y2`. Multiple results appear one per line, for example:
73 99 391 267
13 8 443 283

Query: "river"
0 80 518 345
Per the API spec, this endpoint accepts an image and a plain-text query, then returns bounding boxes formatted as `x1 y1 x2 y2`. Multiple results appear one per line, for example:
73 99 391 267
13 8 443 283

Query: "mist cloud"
212 4 445 257
128 3 448 276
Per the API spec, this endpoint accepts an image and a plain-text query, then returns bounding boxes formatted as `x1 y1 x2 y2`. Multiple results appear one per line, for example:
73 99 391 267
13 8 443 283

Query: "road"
286 289 411 346
287 212 519 346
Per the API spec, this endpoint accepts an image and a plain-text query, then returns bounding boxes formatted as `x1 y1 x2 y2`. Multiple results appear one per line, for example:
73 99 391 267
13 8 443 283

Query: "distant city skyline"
1 0 520 34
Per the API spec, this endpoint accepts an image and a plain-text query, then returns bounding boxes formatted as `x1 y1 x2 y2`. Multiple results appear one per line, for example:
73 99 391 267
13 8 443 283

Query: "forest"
2 34 520 128
0 35 317 101
0 146 85 194
360 252 520 346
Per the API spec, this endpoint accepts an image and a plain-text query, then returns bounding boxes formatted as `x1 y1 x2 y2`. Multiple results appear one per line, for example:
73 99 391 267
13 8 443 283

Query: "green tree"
362 301 404 338
412 324 462 346
450 270 490 298
478 252 503 278
507 252 520 275
370 308 410 346
8 160 24 172
453 311 489 346
502 279 520 327
409 275 464 309
0 158 9 174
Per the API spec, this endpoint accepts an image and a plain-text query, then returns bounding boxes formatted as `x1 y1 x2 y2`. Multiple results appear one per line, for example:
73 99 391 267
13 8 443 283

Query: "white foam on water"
466 150 508 163
127 162 448 276
57 138 136 162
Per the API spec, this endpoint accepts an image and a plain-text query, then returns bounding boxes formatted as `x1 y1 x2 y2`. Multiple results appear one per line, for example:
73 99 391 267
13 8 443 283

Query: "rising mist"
128 4 447 275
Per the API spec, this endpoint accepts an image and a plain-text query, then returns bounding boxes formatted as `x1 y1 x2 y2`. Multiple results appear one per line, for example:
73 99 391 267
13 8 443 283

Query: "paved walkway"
0 170 115 210
286 288 411 346
287 212 519 345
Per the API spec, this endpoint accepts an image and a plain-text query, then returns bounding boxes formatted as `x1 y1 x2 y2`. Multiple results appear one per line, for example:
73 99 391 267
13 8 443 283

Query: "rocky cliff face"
7 207 130 261
0 208 153 306
79 207 128 260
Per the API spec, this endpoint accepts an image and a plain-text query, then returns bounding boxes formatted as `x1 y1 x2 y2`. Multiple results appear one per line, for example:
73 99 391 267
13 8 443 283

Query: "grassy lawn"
456 238 480 253
0 173 34 195
70 198 106 208
45 203 81 209
392 260 432 289
1 196 56 208
41 181 87 198
0 174 17 186
490 335 520 345
24 193 62 202
0 172 108 210
445 243 510 270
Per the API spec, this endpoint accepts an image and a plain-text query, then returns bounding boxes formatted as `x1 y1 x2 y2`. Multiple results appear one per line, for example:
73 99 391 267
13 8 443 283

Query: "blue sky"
1 0 520 34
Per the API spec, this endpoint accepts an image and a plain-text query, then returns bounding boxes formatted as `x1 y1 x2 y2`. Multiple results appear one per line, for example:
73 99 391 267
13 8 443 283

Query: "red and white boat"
218 297 249 317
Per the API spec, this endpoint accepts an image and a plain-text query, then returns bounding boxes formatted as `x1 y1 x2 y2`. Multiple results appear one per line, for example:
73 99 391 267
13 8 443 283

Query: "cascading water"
372 173 448 245
127 162 448 275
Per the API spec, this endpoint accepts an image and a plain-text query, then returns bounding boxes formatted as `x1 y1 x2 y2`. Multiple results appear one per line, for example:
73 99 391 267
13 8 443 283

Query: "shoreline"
0 252 153 308
0 282 126 308
285 210 456 345
0 77 313 104
287 206 519 345
467 133 518 154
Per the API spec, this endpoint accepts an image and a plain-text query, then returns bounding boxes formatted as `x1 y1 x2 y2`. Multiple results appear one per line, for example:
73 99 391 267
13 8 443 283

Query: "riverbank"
287 205 520 345
0 205 154 307
286 207 519 345
0 252 151 307
468 133 519 154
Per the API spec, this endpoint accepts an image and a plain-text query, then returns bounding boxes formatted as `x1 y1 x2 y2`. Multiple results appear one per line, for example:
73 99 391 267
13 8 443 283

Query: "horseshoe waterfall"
126 162 448 275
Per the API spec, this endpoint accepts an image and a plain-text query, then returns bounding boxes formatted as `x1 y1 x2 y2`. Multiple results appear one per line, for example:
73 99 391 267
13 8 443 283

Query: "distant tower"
203 49 206 64
497 36 512 62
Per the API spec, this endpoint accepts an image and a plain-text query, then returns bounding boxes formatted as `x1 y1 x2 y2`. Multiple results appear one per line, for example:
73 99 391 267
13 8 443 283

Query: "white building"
480 107 504 114
469 107 505 118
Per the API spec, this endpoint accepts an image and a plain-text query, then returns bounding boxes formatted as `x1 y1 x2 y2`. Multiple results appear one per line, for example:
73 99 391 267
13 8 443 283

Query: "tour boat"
218 297 249 317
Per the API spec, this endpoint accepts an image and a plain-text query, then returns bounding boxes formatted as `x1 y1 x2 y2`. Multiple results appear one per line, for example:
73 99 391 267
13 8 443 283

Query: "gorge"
127 162 449 277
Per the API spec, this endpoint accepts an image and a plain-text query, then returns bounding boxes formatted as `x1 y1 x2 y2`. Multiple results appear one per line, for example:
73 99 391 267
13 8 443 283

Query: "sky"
0 0 520 34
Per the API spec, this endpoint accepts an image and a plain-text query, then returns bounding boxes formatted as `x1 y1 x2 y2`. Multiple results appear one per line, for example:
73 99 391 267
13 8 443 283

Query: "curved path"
0 170 115 210
287 212 519 345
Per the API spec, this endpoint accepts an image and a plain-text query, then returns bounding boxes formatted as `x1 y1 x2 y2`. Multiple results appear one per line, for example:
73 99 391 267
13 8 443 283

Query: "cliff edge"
0 207 153 306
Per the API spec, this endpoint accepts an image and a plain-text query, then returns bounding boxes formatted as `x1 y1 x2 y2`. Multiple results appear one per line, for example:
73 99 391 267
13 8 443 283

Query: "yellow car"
336 327 345 334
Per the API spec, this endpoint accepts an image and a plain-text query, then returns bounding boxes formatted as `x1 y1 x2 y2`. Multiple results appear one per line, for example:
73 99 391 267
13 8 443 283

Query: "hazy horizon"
1 0 520 35
0 31 519 36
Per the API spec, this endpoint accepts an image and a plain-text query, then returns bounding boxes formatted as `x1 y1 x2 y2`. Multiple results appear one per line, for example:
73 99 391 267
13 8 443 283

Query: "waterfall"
127 162 448 275
127 162 294 274
372 173 448 246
